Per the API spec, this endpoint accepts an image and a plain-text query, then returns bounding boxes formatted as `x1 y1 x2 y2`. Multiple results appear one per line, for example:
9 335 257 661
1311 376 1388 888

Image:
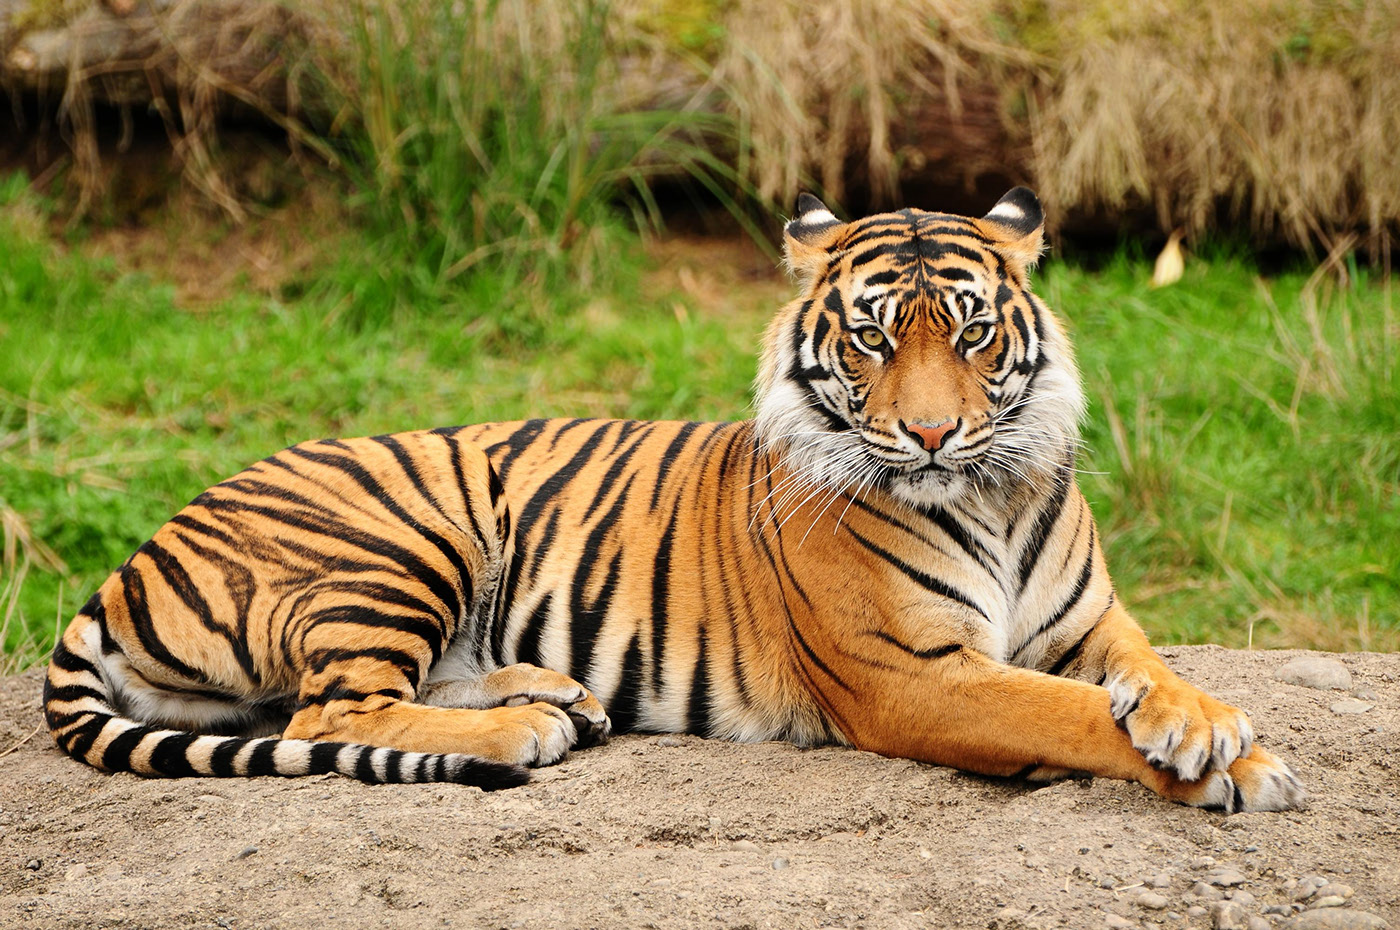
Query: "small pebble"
1280 911 1391 929
1329 699 1374 715
772 857 788 871
1211 901 1248 930
1274 657 1352 690
24 859 42 871
729 840 759 852
1309 896 1347 909
233 846 258 860
1138 892 1170 910
655 736 684 747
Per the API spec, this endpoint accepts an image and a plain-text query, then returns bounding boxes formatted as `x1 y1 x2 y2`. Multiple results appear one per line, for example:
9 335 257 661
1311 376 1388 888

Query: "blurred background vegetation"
0 0 1396 667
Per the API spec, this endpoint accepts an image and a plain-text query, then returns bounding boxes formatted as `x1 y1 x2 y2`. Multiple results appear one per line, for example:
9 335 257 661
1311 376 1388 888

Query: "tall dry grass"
8 0 1400 252
1027 0 1400 256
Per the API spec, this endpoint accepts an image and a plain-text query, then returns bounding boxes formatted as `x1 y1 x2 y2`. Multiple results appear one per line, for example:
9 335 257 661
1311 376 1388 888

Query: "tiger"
43 188 1305 811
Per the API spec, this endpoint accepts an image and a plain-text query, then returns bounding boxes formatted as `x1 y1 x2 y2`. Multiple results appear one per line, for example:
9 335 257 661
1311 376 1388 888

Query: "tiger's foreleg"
837 646 1303 813
1045 599 1301 803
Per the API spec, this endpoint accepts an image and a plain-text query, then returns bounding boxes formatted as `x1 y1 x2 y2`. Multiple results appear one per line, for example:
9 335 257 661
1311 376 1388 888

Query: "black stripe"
513 594 552 667
48 639 99 675
141 540 259 683
148 732 200 777
846 527 987 620
246 740 280 776
353 745 379 782
603 635 644 733
101 724 150 772
649 511 678 691
482 418 548 483
686 632 710 736
210 736 245 776
1017 473 1071 589
308 741 343 776
1012 529 1098 661
120 563 209 684
872 630 963 661
651 422 700 509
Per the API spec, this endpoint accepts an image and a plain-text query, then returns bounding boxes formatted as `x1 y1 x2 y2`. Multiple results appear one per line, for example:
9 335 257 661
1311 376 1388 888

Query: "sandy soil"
1 646 1395 930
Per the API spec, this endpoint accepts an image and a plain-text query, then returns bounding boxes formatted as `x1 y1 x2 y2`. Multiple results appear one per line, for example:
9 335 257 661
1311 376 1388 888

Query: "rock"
656 736 684 747
1294 877 1326 902
1105 915 1139 929
1229 890 1256 907
1138 892 1169 910
1147 874 1172 889
1352 688 1379 701
729 840 759 852
1274 657 1352 690
1310 896 1347 909
63 863 88 881
1330 699 1374 715
1318 884 1354 900
649 878 672 888
1211 901 1248 930
24 859 41 871
1268 905 1299 916
233 846 258 860
771 857 788 870
1207 869 1249 887
1281 911 1391 929
1166 914 1182 922
1247 919 1271 930
1192 856 1219 870
1188 907 1209 919
1188 882 1226 903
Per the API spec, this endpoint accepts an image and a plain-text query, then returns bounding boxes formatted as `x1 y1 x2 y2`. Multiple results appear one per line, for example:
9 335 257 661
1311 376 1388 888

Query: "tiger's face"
754 188 1085 510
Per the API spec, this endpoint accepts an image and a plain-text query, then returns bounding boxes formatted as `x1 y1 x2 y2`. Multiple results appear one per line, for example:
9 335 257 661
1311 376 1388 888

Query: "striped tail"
43 614 528 789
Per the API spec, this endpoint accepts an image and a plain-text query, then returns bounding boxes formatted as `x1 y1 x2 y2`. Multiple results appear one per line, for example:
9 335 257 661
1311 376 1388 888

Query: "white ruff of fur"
753 308 1087 514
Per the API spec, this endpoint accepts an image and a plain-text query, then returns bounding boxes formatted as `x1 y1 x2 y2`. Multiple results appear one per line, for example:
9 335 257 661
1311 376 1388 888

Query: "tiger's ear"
784 193 846 281
974 187 1045 284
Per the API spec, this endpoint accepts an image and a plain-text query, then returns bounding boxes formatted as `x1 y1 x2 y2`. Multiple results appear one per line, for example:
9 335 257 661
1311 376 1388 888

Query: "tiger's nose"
904 418 957 452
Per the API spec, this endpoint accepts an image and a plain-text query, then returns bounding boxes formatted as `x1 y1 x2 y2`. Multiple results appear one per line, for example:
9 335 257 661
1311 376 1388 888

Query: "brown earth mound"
1 646 1396 929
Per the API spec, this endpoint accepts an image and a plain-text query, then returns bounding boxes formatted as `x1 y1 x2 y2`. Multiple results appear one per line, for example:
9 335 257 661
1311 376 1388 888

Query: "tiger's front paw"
1151 745 1305 813
1107 668 1253 781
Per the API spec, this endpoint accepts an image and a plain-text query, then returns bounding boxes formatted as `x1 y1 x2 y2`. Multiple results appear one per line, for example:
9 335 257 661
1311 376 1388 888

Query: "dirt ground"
1 646 1395 930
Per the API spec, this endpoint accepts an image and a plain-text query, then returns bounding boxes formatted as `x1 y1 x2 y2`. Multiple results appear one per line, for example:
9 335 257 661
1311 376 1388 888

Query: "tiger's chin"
888 468 980 510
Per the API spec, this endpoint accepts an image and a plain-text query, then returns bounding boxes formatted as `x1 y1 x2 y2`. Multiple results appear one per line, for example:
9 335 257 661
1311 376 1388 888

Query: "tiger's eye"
960 323 989 346
857 328 887 350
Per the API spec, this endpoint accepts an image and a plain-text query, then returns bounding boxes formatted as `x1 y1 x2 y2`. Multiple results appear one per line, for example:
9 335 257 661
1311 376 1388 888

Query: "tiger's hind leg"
421 664 611 749
282 610 582 766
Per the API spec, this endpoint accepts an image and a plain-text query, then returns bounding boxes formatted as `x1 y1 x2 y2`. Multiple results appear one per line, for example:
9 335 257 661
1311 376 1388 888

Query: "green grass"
1 192 1396 667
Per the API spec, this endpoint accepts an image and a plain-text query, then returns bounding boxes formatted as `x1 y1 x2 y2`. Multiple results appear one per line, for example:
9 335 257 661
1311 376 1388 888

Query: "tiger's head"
754 188 1085 510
